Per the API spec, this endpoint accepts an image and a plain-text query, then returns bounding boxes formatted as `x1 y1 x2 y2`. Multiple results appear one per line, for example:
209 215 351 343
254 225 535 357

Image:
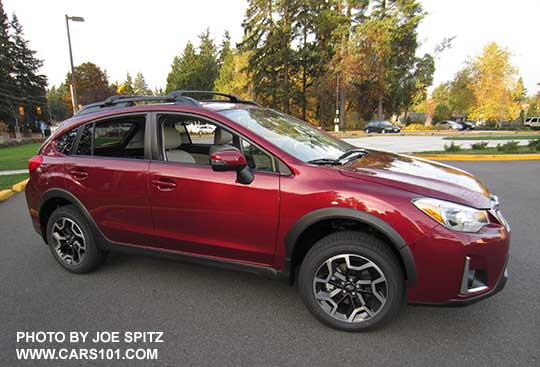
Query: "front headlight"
412 198 489 233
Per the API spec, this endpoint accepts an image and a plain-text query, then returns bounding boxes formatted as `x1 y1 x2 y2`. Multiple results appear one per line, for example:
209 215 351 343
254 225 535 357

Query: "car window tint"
94 122 133 148
93 117 146 159
55 128 78 154
74 116 146 159
76 124 93 156
242 139 275 172
160 115 218 165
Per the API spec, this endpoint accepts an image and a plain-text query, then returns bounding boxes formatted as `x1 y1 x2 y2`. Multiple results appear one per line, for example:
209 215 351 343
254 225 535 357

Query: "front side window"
242 139 274 172
74 116 146 159
220 108 353 162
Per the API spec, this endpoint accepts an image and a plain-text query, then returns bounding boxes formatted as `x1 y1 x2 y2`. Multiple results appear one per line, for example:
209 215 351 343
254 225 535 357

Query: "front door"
148 113 280 265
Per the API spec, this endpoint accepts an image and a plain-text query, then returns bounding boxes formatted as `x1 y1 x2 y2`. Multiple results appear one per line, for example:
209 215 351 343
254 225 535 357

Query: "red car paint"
25 102 509 305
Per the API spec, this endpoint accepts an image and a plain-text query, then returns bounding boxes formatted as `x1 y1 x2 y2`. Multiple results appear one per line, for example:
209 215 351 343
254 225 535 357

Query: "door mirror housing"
210 147 254 184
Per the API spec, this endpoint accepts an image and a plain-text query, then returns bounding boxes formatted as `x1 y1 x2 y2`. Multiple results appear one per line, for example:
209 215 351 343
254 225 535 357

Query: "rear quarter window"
55 128 78 155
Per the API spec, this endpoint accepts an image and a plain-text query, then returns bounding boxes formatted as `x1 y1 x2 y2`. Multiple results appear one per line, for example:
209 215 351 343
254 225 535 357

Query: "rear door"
147 112 280 265
64 113 154 246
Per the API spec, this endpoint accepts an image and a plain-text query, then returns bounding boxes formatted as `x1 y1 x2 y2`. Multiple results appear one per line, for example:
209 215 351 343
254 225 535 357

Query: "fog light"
460 256 488 294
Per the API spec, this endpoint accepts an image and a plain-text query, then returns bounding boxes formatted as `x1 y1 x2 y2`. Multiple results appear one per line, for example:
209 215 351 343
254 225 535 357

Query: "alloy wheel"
312 254 388 323
51 217 86 266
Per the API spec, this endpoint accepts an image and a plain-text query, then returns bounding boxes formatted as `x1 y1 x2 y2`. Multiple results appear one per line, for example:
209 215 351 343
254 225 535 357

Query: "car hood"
339 150 493 209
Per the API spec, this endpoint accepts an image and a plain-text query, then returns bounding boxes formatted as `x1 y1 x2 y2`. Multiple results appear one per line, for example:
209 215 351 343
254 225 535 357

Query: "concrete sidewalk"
0 169 27 176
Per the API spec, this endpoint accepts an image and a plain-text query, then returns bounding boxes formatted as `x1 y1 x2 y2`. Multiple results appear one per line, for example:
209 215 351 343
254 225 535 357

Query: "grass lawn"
444 135 540 141
0 143 41 171
0 173 28 190
417 146 539 155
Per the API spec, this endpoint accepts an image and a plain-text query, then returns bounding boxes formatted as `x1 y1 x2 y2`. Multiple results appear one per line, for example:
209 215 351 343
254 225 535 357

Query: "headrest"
214 127 233 145
163 125 181 150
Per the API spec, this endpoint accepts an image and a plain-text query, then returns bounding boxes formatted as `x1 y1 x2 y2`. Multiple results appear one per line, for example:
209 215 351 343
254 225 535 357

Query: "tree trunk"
377 97 383 120
339 90 346 129
301 26 307 121
284 58 290 114
403 106 409 125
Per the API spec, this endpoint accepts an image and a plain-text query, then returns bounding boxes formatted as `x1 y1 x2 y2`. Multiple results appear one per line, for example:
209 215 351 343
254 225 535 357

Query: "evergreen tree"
0 8 48 125
165 42 198 92
196 29 219 91
119 72 134 95
165 31 220 93
133 72 151 95
218 31 232 68
0 0 14 122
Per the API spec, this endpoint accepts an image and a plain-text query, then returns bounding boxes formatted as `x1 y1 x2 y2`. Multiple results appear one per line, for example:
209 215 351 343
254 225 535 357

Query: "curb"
413 154 540 161
0 178 29 202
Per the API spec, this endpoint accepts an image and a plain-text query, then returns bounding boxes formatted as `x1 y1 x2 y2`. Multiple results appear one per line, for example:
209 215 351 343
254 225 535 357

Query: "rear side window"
55 128 78 154
74 116 146 159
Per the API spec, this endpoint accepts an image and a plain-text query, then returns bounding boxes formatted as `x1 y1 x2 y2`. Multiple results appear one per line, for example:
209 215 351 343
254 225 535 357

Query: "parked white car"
525 117 540 130
435 120 463 130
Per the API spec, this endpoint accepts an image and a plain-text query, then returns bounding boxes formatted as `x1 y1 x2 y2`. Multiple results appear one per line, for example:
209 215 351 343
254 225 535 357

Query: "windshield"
220 108 353 162
379 121 393 127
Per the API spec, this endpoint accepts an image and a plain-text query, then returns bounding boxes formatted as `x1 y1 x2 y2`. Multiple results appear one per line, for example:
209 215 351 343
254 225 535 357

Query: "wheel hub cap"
312 254 388 323
51 217 86 266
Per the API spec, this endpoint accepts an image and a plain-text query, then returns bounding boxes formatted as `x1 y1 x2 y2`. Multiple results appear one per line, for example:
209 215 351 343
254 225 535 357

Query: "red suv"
25 91 509 331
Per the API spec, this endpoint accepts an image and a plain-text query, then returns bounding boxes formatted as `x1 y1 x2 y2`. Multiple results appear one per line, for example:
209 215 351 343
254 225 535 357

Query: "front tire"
46 205 106 273
298 231 405 331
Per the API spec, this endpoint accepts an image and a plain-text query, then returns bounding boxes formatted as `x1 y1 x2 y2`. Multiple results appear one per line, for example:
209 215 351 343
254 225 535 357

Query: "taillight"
28 155 43 173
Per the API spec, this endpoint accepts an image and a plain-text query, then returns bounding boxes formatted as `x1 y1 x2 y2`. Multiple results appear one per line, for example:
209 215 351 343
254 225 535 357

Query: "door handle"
151 179 177 190
69 169 88 180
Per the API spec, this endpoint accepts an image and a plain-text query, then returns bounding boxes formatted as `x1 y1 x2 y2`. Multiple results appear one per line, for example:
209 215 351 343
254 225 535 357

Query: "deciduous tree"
469 42 521 125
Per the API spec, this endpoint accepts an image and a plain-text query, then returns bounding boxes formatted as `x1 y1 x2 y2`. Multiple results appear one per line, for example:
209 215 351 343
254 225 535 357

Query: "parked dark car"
461 121 476 130
25 91 509 331
364 120 401 134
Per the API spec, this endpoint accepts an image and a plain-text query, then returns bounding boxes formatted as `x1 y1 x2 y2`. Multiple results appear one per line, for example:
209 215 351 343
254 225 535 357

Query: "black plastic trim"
284 207 417 286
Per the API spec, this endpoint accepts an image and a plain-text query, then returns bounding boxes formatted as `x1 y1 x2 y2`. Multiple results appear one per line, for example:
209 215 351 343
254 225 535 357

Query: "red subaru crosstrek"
25 91 509 331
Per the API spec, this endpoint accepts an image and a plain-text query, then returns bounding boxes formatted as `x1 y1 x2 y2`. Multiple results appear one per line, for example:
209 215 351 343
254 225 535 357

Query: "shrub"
528 139 540 151
402 123 443 131
444 142 461 152
496 141 520 153
471 141 489 150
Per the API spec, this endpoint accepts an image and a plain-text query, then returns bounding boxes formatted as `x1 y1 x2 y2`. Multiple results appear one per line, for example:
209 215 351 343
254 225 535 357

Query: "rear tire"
298 231 405 331
46 205 106 273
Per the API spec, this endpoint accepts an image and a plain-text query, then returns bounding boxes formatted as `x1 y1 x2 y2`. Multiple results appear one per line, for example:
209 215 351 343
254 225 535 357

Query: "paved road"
344 135 529 153
1 161 539 366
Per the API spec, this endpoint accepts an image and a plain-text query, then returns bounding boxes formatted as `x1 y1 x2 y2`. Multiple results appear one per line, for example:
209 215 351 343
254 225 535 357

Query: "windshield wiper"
308 149 368 166
337 148 368 161
307 158 342 165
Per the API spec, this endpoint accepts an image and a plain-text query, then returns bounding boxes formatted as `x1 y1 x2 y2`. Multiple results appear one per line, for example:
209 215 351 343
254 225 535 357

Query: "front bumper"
443 257 508 306
406 219 510 305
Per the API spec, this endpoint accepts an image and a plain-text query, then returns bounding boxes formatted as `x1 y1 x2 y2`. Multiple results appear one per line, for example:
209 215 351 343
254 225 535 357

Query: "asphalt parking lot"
343 135 529 153
1 161 539 366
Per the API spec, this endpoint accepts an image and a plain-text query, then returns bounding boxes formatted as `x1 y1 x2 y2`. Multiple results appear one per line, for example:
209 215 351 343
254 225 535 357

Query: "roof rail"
75 90 259 116
167 90 260 106
75 94 201 116
167 90 240 102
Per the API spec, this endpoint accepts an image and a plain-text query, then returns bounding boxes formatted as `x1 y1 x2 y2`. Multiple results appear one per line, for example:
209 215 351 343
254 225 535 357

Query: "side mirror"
210 147 254 185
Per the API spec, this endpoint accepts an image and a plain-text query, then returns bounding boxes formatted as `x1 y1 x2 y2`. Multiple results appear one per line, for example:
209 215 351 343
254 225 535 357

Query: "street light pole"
65 15 84 114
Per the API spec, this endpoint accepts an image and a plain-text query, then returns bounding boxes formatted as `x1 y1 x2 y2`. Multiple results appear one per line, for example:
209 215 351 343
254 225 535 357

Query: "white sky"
4 0 540 95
